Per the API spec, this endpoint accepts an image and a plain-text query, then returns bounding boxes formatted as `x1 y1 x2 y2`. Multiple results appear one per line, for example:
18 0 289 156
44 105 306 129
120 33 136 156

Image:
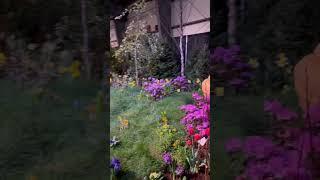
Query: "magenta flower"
179 104 198 113
192 92 203 101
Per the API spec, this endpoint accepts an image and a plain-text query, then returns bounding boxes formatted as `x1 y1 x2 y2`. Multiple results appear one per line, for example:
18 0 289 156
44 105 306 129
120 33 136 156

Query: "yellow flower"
71 70 80 78
120 119 129 129
69 61 81 78
173 139 180 148
128 81 136 87
0 52 7 66
276 53 288 68
196 78 201 84
162 118 168 125
162 124 169 129
248 58 259 68
165 78 170 83
119 116 129 129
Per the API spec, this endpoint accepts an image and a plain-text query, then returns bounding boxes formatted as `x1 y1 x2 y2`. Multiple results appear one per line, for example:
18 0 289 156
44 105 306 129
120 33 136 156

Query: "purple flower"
171 76 190 91
143 77 169 100
179 104 198 113
225 138 243 153
264 100 298 120
264 100 283 113
192 92 203 101
243 136 276 159
162 152 172 164
175 166 184 175
110 157 121 173
285 168 312 180
275 107 298 120
305 102 320 126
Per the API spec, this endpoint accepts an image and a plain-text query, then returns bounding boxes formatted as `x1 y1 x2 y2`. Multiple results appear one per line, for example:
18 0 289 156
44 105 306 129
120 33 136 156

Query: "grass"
110 87 193 179
0 78 106 180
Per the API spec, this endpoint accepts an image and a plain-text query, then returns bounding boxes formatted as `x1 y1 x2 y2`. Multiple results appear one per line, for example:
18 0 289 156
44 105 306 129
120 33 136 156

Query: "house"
110 0 210 53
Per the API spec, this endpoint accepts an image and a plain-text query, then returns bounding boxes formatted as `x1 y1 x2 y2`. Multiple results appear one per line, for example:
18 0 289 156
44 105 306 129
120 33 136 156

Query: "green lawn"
110 87 193 179
0 79 106 180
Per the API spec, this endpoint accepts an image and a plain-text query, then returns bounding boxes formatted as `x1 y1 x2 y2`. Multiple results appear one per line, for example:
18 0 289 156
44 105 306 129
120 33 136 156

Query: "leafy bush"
142 76 192 100
186 43 209 80
211 45 255 92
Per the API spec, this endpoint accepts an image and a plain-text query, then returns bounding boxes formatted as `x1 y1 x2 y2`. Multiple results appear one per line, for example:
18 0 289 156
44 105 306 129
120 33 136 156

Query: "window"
155 25 159 32
146 25 151 32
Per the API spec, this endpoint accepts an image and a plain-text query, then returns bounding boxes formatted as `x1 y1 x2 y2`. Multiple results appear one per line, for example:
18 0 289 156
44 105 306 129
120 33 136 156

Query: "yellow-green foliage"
58 60 81 78
275 53 294 94
0 52 7 66
248 58 259 68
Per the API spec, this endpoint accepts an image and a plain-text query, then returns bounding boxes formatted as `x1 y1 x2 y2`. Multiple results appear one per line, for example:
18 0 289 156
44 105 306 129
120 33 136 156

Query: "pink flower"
201 128 210 137
194 134 201 141
188 127 195 135
186 139 192 146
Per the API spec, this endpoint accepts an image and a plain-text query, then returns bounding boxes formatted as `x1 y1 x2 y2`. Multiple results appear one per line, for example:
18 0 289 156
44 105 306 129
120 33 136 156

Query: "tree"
81 0 90 79
179 0 185 76
227 0 237 45
114 0 148 86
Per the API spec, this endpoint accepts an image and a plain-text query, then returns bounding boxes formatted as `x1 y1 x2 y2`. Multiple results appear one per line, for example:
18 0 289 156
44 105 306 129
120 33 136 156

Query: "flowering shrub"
179 92 210 175
142 77 170 100
142 76 192 100
170 76 191 92
225 101 320 179
211 45 254 91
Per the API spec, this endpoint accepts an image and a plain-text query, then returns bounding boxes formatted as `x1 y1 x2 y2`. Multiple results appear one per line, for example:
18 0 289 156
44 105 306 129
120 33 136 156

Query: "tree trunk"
179 0 185 76
134 43 139 86
240 0 246 23
185 35 188 67
228 0 237 46
81 0 91 80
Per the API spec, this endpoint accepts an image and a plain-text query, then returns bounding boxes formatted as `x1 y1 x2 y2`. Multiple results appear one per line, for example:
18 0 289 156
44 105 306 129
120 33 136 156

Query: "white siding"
171 0 210 37
110 20 119 48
